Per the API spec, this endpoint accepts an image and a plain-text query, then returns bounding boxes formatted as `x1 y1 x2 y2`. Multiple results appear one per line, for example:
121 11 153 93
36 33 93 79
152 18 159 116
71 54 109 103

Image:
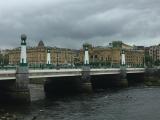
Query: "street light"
111 46 113 68
70 51 73 67
56 48 60 69
144 48 146 68
0 54 2 69
64 48 68 64
1 51 5 69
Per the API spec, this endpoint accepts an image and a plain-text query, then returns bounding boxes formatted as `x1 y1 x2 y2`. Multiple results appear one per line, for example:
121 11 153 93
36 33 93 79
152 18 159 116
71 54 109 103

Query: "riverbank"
144 68 160 86
0 109 17 120
144 77 160 86
1 86 160 120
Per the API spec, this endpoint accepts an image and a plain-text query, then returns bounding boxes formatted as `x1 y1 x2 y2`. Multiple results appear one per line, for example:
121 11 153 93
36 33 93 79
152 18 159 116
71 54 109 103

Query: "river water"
1 86 160 120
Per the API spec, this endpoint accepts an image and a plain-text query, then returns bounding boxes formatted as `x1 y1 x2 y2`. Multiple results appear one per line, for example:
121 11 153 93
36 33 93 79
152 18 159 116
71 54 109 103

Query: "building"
0 49 9 66
8 40 144 67
134 46 145 50
8 41 78 66
125 49 144 67
79 45 120 66
79 41 144 67
111 41 133 50
149 45 160 63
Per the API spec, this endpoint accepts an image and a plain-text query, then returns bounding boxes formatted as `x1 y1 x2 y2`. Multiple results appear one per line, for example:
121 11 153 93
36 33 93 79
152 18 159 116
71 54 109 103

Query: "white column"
121 50 125 65
20 34 27 65
84 47 89 65
47 49 51 64
20 45 27 63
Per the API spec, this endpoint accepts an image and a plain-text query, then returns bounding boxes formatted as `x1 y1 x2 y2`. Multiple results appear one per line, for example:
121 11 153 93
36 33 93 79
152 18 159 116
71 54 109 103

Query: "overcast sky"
0 0 160 49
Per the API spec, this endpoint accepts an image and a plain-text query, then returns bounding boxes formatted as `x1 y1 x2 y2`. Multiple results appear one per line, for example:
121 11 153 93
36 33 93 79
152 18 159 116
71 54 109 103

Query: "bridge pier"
10 34 30 102
115 49 128 87
43 66 93 97
79 44 92 92
117 66 128 87
11 66 30 102
80 66 92 93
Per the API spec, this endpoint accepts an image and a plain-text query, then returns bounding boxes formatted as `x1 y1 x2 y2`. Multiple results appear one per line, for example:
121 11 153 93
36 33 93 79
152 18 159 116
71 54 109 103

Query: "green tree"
145 55 153 67
154 60 160 66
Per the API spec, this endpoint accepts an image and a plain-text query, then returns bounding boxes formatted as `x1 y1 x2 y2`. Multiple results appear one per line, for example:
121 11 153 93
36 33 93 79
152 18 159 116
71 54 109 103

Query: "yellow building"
8 40 144 67
125 49 144 67
79 45 121 67
8 41 78 66
79 42 144 67
8 47 20 65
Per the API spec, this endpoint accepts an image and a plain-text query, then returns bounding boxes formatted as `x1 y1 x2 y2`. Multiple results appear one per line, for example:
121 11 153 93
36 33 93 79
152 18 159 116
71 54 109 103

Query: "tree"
145 55 153 67
154 60 160 66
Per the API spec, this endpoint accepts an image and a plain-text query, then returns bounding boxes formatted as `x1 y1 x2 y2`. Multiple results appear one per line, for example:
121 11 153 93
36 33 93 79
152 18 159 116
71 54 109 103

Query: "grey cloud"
0 0 160 49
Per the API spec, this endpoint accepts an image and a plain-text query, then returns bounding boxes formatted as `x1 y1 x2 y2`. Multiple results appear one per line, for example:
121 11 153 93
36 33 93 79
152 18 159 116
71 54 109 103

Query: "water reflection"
1 86 160 120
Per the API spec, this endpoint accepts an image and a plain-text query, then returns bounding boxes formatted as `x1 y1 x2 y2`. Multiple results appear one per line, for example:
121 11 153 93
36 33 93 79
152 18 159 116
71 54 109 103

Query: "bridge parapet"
29 69 82 78
90 68 120 75
126 68 145 73
0 68 145 80
0 70 16 80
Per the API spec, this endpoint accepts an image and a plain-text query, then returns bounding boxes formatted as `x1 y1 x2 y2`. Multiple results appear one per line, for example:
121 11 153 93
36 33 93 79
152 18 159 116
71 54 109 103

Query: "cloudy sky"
0 0 160 49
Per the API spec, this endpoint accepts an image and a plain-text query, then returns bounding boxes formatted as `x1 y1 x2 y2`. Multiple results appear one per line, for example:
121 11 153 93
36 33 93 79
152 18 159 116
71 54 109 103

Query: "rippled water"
1 86 160 120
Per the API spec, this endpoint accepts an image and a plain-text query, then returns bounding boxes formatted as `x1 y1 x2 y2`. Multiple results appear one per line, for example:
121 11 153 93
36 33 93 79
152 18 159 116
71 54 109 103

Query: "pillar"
113 49 128 87
20 34 27 66
80 44 92 92
84 45 89 65
15 66 30 102
80 66 92 92
119 66 128 87
13 34 30 102
47 48 51 65
121 49 125 66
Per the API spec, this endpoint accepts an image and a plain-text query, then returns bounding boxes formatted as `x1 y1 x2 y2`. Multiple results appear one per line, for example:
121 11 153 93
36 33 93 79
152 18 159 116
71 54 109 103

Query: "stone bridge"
0 67 145 103
0 68 145 80
0 34 146 103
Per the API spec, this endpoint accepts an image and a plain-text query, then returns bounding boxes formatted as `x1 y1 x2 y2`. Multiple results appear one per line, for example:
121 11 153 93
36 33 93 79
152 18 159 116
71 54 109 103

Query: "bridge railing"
28 64 145 69
0 64 145 71
0 66 17 70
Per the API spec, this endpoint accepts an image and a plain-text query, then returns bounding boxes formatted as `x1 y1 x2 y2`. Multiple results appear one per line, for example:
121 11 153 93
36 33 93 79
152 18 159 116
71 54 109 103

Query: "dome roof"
38 40 45 47
21 34 27 41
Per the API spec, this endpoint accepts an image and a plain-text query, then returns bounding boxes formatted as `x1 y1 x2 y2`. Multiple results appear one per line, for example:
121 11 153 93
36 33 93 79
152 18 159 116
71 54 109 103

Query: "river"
1 86 160 120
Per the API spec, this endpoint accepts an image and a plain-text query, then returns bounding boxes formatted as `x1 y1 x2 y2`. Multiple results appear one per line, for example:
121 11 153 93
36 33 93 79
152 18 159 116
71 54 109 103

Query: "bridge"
0 68 145 80
0 34 146 103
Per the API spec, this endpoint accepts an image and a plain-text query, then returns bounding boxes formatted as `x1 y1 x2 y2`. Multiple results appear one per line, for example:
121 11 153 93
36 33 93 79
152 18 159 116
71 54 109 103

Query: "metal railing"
0 63 145 71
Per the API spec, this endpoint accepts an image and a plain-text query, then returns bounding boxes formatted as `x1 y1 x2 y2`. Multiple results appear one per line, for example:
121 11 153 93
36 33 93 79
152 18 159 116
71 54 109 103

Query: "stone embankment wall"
145 68 160 86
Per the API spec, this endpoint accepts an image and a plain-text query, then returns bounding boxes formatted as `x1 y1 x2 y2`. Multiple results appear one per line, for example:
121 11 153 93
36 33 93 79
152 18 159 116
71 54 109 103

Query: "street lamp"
69 51 73 67
56 48 60 69
0 53 2 69
111 46 113 68
1 51 5 69
64 49 67 64
143 48 146 68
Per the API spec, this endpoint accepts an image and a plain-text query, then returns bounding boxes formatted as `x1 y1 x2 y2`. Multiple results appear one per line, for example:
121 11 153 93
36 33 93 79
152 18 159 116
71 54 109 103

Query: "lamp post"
46 48 51 68
121 49 126 66
64 49 67 64
69 51 74 67
1 52 3 68
111 47 113 68
56 48 60 69
144 48 146 68
0 52 4 69
20 34 27 66
83 44 89 66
